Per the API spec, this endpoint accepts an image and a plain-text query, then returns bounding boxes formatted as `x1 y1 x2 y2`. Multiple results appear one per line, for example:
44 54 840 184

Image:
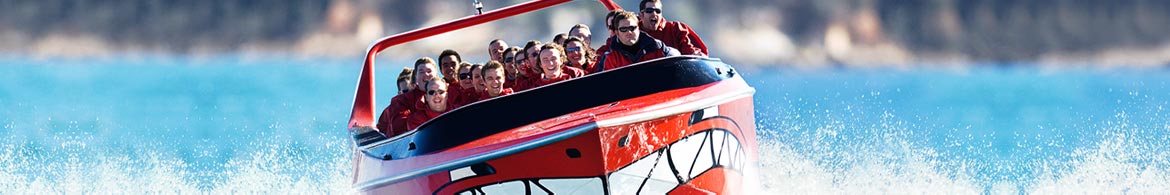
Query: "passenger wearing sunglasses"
515 40 543 91
450 62 476 107
396 67 415 95
511 48 533 91
501 47 522 89
598 11 680 72
456 63 474 91
595 10 624 63
564 36 598 74
524 41 544 78
407 78 454 130
376 67 414 135
376 58 438 136
637 0 707 56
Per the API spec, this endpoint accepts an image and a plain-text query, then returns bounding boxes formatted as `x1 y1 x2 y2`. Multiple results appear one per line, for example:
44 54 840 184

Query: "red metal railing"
348 0 623 131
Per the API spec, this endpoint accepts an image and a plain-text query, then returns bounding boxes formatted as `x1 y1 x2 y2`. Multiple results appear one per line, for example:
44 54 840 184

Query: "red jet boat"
346 1 758 194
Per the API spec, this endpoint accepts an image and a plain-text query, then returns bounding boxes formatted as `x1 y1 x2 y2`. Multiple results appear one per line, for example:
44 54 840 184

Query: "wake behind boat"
346 1 758 194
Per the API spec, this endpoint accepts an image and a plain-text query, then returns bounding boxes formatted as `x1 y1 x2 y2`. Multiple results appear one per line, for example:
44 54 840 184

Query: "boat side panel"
596 77 756 173
719 97 760 193
597 95 756 194
433 129 608 194
720 96 758 162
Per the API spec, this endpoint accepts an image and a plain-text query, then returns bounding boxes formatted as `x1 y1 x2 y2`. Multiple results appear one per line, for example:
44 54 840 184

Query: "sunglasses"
618 26 638 33
401 89 409 93
504 57 514 63
426 90 446 96
530 53 539 57
566 47 581 52
642 8 662 14
458 73 471 80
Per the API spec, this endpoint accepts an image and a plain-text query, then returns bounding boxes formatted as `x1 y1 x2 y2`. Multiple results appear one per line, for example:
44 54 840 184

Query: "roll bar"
348 0 623 131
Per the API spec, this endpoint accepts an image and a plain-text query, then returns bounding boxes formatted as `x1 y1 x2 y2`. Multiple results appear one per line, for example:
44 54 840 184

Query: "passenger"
563 36 598 74
512 46 530 79
438 49 463 84
471 64 486 93
479 61 514 101
604 10 622 38
456 62 474 90
487 39 508 63
638 0 707 56
406 77 453 130
466 64 485 103
598 11 680 71
552 33 569 47
515 40 543 91
568 24 592 47
437 49 464 108
376 57 437 135
501 47 522 89
531 43 576 88
511 47 532 90
375 67 413 135
595 10 623 60
523 40 543 79
453 62 475 107
395 68 415 94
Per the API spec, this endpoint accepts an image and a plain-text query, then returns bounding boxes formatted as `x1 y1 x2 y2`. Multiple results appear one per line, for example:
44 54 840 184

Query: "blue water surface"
2 57 1169 193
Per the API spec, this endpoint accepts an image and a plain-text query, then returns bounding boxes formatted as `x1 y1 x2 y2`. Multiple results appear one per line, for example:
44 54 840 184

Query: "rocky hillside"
1 0 1167 67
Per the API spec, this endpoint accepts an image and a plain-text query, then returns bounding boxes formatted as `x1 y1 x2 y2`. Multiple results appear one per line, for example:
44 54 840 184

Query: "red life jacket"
642 21 706 56
459 88 481 106
684 24 710 56
447 85 464 108
478 88 515 102
443 77 458 86
514 76 540 92
504 77 517 89
406 106 448 130
531 73 573 88
376 89 423 136
598 32 680 72
577 61 598 75
563 66 586 78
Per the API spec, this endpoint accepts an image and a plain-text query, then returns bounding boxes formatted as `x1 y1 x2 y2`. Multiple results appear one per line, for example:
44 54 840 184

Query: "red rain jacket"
598 32 680 72
642 20 708 56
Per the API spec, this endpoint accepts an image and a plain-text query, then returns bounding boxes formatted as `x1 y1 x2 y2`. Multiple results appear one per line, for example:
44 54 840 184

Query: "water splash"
0 132 351 194
750 68 1170 194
